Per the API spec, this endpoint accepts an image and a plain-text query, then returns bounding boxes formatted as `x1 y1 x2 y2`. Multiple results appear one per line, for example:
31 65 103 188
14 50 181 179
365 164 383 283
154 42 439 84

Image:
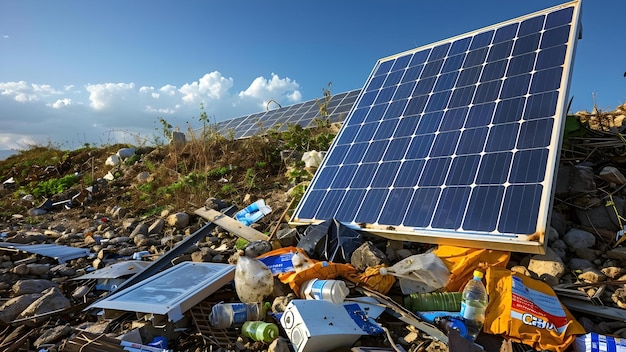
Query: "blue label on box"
258 252 296 275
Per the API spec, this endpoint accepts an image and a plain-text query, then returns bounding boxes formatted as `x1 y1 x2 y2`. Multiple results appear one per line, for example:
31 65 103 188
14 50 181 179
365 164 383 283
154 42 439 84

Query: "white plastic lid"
379 267 388 276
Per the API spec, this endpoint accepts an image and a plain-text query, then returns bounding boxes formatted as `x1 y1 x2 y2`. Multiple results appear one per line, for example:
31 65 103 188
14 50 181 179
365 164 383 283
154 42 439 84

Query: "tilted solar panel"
210 89 361 139
291 1 582 254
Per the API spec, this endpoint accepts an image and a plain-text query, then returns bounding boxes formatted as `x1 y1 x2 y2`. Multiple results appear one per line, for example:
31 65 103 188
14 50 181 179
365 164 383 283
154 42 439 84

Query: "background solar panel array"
291 2 581 253
211 89 360 139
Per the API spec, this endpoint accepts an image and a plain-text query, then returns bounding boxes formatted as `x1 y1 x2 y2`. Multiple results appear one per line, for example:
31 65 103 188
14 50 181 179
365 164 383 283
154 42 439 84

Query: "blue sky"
0 0 624 152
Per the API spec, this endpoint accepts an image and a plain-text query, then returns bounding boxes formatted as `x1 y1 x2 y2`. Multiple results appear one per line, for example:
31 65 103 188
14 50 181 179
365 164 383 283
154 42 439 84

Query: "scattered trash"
484 266 586 351
280 299 384 352
0 242 92 263
460 270 488 342
235 199 272 226
379 252 450 294
299 278 350 304
574 332 626 352
235 255 274 303
89 262 235 323
297 218 363 263
209 302 265 329
241 321 279 343
404 291 462 312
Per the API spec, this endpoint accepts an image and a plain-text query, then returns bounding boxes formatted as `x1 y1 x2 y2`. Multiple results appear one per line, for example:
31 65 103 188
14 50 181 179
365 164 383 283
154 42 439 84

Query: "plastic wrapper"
296 218 363 263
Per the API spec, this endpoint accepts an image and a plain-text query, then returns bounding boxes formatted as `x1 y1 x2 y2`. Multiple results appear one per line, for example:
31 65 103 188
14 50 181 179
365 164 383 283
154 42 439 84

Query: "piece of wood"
194 208 269 242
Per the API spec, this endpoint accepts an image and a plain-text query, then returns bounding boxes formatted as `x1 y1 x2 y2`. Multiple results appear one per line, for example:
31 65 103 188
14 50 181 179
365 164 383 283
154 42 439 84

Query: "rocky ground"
0 104 626 351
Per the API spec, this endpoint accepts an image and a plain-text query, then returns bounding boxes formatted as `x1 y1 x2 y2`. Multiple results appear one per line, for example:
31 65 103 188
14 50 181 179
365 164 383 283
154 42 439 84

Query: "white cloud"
0 82 62 103
2 35 8 39
179 72 233 104
238 73 301 110
86 82 136 110
0 72 304 150
48 98 72 109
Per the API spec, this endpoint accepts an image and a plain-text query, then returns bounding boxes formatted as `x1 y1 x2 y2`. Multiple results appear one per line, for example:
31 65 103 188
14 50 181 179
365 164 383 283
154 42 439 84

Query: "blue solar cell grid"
210 89 361 139
291 2 581 253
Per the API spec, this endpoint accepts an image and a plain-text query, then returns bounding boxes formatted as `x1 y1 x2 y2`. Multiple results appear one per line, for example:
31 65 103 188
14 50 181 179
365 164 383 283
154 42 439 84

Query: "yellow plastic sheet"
484 267 585 352
433 245 510 292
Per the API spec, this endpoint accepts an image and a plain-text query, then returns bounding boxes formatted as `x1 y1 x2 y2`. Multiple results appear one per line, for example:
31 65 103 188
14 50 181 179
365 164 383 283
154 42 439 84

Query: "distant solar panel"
291 2 581 254
210 89 361 139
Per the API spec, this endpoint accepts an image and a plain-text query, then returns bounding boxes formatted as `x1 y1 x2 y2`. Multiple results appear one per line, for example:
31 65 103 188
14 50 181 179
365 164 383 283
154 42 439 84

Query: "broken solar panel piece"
89 262 235 323
0 243 92 263
291 2 582 254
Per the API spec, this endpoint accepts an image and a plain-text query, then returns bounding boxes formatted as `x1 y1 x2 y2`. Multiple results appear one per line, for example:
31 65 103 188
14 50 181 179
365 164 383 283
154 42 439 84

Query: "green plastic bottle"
241 321 279 343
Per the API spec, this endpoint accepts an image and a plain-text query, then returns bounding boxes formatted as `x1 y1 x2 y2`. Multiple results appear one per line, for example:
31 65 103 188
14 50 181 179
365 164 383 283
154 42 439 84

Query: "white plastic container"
209 302 263 329
235 256 274 303
280 299 384 352
299 279 349 304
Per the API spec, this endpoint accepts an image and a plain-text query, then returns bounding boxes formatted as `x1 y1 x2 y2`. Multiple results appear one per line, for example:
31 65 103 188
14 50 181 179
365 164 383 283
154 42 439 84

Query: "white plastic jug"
235 255 274 303
299 279 349 304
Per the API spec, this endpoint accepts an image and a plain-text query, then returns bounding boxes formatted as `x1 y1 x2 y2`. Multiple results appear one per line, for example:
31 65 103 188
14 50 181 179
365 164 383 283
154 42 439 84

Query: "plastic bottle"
299 278 349 304
460 270 488 341
209 302 263 329
404 291 462 312
241 321 279 343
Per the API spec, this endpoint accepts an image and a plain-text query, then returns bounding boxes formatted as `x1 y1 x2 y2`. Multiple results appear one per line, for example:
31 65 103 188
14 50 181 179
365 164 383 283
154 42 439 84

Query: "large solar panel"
210 89 361 139
291 2 582 254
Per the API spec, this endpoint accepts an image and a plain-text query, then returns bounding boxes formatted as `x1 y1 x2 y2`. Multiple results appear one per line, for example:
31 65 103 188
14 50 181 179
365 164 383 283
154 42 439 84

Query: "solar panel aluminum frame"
290 1 582 254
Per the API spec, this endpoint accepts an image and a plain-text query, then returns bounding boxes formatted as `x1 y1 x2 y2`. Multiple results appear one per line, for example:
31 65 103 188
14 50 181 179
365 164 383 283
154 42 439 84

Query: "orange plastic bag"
484 267 585 352
257 246 359 295
433 245 510 292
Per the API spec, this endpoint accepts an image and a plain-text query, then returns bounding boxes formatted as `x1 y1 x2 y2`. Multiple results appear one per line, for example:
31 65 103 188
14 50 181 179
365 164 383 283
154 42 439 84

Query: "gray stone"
13 279 58 295
7 231 48 244
117 147 136 159
133 234 150 247
350 241 389 271
167 212 190 228
130 223 149 238
275 227 298 247
19 287 71 321
607 247 626 261
244 241 273 258
34 324 73 348
136 171 151 183
268 337 293 352
0 293 42 324
108 236 131 245
547 226 559 244
527 249 566 283
555 164 596 196
205 197 229 210
569 258 595 270
550 239 568 258
575 247 599 262
599 166 626 185
191 248 213 262
28 207 48 216
563 228 596 251
550 211 568 237
148 218 165 235
105 154 120 166
12 263 29 275
576 197 626 232
26 263 50 276
50 264 76 277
